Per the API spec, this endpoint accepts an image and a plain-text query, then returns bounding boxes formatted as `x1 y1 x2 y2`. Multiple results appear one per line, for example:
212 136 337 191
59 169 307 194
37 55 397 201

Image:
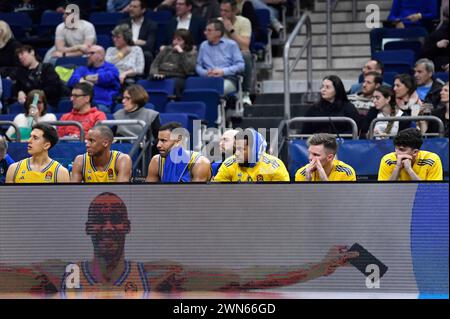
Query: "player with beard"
211 129 239 177
71 125 132 182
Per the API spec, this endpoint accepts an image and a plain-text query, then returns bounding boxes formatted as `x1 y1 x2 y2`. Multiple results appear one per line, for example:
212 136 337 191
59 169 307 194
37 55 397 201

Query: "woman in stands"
423 81 449 137
301 75 361 136
5 90 57 142
149 29 197 97
113 84 160 153
365 85 406 139
105 24 145 85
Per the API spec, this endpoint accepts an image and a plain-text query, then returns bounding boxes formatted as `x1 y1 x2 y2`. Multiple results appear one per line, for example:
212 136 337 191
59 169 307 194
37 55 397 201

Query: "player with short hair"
378 128 443 181
145 122 211 182
71 125 132 183
213 128 290 182
295 133 356 182
6 123 70 183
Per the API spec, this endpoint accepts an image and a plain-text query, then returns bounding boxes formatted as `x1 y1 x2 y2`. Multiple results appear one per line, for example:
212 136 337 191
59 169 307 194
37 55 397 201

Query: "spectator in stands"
387 0 439 29
51 0 92 20
219 0 253 106
213 128 290 182
295 133 356 182
150 29 197 97
348 59 385 95
146 121 212 182
196 19 245 95
363 85 406 139
43 5 96 64
348 71 383 115
107 0 131 12
105 24 145 85
301 75 361 136
58 82 107 139
120 0 158 75
0 136 14 184
5 90 57 142
192 0 220 21
5 123 70 183
164 0 207 47
423 81 449 137
71 125 132 182
211 128 239 177
67 45 121 113
414 58 443 107
378 127 443 181
249 0 284 33
0 21 21 78
10 45 62 107
420 0 449 72
113 84 160 144
393 73 426 132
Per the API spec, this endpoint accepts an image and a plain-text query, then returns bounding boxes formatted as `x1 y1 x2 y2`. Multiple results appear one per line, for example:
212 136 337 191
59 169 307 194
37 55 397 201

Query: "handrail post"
327 0 332 69
352 0 357 21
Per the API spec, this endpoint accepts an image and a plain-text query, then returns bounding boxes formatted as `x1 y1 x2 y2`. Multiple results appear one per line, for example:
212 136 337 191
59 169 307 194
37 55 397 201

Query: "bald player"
6 123 70 183
146 122 211 182
211 129 239 177
71 125 132 182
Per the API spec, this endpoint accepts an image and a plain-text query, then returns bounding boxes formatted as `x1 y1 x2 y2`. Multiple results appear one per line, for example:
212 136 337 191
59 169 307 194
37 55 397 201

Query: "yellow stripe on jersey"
378 150 443 181
82 150 121 183
213 153 290 182
13 158 62 183
295 159 356 182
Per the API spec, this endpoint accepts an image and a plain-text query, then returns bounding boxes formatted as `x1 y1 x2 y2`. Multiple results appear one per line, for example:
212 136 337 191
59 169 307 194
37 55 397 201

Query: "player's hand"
315 158 328 181
403 158 412 170
305 158 317 180
321 245 359 276
396 153 412 168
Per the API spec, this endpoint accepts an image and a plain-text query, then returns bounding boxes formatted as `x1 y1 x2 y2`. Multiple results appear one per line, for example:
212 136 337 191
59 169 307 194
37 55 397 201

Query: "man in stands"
378 128 443 181
146 122 211 182
58 83 107 140
295 133 356 182
196 19 245 95
71 125 132 183
213 128 290 182
348 71 383 115
414 58 443 107
348 59 385 95
67 45 121 113
5 123 70 183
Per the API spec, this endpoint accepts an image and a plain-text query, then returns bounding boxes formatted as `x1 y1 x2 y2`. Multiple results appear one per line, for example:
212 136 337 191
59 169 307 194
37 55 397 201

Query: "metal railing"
368 116 445 139
287 116 360 139
43 121 84 142
0 121 21 142
283 12 312 120
326 0 357 69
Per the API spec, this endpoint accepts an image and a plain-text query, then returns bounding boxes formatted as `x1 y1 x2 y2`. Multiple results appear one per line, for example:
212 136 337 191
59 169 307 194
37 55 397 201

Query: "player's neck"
30 153 51 169
323 161 334 177
90 255 126 283
92 150 111 169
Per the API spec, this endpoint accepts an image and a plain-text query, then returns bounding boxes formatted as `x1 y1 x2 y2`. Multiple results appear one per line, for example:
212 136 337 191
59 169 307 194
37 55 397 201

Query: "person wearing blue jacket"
387 0 439 28
67 45 121 113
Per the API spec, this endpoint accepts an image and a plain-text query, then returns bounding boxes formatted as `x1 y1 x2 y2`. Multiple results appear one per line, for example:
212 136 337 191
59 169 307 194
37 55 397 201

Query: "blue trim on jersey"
41 160 55 173
82 260 97 285
114 260 131 287
90 151 114 172
137 262 150 292
12 159 23 181
82 154 86 182
114 151 121 175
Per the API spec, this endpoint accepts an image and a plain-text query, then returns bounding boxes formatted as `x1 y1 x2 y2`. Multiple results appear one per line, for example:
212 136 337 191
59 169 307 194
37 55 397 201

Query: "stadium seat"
165 101 206 120
384 40 423 60
137 79 175 95
145 10 173 24
89 12 127 35
181 90 222 127
6 103 25 115
184 77 224 95
57 99 73 113
37 11 63 37
251 9 273 68
0 12 32 29
434 72 449 83
96 34 113 50
1 78 13 104
369 26 429 55
159 112 190 128
55 57 88 68
372 50 415 75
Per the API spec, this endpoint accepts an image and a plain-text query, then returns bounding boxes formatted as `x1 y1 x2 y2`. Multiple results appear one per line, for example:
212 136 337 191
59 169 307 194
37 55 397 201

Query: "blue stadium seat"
148 92 170 113
57 99 73 113
0 12 32 29
89 12 127 35
384 40 423 60
6 103 25 115
434 72 449 83
181 90 221 127
145 10 173 24
251 9 273 68
37 11 63 37
0 114 16 121
55 57 88 67
184 76 224 95
1 78 13 103
137 79 175 95
372 50 415 75
96 34 114 50
159 113 190 128
370 26 429 55
165 101 206 120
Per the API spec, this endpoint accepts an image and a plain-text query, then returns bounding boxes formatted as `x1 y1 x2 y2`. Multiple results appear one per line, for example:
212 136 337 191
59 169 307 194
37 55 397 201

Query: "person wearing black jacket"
0 21 21 78
10 45 62 108
301 75 361 137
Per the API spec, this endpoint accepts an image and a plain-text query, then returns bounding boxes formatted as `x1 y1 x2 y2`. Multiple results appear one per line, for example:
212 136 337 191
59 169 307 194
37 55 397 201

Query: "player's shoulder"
334 160 355 176
381 152 397 166
417 150 441 166
223 155 237 168
261 153 283 167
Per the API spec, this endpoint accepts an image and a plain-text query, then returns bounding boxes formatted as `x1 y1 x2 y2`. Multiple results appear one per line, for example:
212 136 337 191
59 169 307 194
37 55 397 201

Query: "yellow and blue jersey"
295 159 356 182
82 151 122 183
13 158 63 183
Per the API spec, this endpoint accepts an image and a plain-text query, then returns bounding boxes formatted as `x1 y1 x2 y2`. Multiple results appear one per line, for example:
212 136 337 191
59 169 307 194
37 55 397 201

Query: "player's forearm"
388 167 401 181
405 168 421 181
